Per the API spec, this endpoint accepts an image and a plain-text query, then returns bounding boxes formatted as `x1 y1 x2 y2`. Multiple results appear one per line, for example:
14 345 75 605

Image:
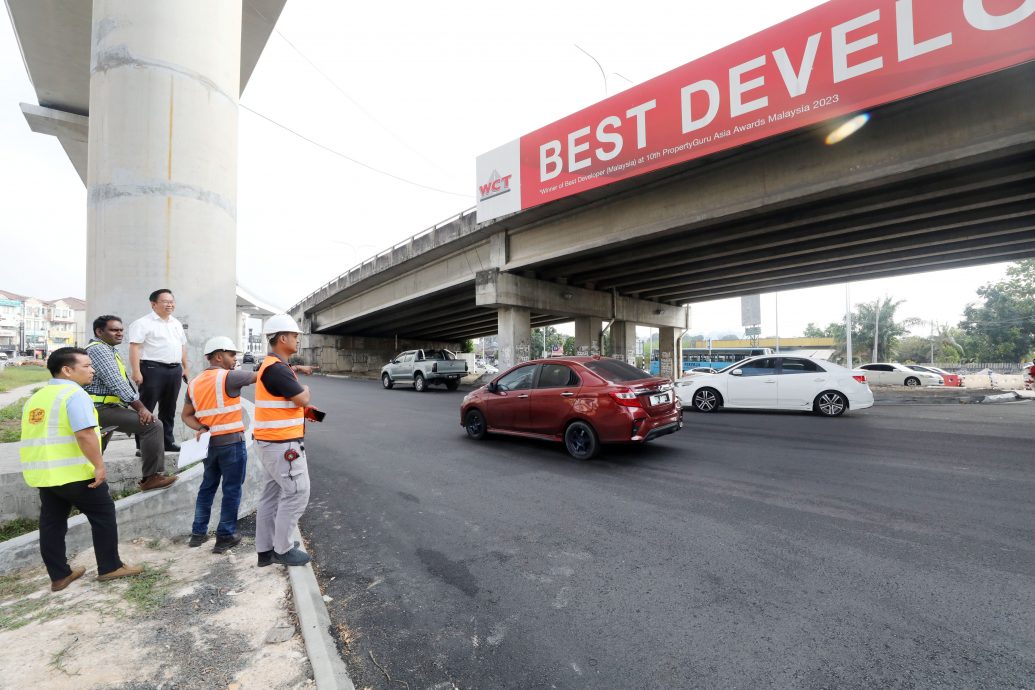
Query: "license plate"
650 392 671 405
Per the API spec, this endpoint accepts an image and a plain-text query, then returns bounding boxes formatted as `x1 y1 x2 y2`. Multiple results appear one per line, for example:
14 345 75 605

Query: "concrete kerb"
289 526 356 690
0 398 356 689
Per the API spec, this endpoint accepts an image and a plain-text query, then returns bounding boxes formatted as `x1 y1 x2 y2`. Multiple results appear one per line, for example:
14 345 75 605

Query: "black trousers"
39 479 122 581
138 360 182 449
98 404 165 478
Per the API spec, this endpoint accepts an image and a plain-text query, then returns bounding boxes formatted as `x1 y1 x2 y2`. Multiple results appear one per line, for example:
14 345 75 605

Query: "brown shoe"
139 473 177 491
51 566 86 592
97 563 144 582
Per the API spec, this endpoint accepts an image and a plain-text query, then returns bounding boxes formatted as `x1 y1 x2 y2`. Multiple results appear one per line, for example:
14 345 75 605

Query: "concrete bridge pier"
609 321 638 363
658 326 679 379
87 0 242 372
496 307 531 372
574 317 600 356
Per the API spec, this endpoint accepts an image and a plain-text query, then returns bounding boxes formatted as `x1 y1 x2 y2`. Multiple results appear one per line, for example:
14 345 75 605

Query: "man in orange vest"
253 314 315 567
181 336 258 553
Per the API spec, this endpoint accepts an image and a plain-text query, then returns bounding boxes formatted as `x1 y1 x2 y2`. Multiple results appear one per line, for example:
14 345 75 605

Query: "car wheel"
692 388 721 413
464 409 487 440
414 373 427 392
381 373 394 390
814 391 848 417
904 376 921 387
564 420 600 460
445 379 459 391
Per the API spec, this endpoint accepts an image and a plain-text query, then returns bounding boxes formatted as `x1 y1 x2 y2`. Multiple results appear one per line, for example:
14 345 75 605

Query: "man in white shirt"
127 289 189 452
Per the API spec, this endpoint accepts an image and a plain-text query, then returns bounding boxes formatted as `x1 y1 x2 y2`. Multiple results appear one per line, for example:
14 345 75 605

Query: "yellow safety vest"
20 384 99 487
85 340 128 405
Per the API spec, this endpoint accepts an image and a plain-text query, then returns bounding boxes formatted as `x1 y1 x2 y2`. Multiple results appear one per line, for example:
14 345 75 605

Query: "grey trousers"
255 440 310 555
96 404 165 478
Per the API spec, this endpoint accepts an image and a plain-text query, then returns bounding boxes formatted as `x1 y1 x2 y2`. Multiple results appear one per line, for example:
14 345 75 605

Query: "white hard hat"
203 336 240 355
262 313 302 335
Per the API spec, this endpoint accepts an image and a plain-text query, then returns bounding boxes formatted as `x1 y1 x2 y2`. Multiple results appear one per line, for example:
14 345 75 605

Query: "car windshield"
583 359 652 383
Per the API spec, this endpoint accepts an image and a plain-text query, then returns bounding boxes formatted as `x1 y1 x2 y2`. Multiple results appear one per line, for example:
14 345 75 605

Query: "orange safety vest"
187 368 245 437
254 355 304 441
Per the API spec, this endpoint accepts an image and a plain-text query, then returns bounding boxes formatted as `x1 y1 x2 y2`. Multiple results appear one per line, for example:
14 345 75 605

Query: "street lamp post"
872 299 880 363
845 283 853 367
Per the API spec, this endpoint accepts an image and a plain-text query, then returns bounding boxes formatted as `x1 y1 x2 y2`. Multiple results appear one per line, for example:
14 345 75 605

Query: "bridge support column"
574 317 600 356
658 326 679 379
496 307 530 371
609 321 638 363
86 0 242 373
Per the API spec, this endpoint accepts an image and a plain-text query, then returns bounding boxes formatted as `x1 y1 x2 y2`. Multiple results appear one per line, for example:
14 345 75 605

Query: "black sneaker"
257 541 299 568
272 547 311 567
188 533 209 548
211 533 242 554
166 443 181 453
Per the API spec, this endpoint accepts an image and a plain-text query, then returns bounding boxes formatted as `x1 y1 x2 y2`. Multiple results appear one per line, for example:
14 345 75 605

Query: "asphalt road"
298 376 1034 689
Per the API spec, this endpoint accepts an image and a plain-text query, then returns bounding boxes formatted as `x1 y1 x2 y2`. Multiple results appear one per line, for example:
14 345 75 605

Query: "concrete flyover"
293 62 1035 373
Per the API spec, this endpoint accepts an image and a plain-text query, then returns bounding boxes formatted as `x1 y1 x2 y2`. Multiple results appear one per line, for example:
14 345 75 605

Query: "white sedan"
675 355 874 417
855 362 942 386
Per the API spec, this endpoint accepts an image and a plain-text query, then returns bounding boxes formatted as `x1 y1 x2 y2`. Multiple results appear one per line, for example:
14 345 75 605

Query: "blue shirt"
48 379 98 432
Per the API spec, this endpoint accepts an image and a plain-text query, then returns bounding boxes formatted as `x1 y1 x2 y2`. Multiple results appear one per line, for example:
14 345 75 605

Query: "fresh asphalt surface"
298 376 1034 689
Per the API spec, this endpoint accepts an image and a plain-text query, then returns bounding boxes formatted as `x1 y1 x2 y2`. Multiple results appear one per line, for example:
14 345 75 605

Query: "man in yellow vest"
85 315 175 491
182 336 257 553
254 314 315 567
21 347 144 591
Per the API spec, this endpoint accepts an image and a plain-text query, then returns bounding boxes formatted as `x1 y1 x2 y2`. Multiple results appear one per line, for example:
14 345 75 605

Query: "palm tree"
854 297 921 362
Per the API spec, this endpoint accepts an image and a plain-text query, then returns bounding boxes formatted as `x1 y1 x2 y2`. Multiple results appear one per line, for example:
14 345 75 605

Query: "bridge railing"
293 206 477 313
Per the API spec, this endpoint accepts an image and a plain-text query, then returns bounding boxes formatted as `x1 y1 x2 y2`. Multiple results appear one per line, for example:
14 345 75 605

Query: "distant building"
0 289 89 356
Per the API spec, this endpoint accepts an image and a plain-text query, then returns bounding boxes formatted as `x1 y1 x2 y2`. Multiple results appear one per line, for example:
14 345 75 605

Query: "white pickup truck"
381 349 469 392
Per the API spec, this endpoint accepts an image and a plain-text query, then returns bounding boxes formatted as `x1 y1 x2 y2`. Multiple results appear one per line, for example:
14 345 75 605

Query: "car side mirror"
730 369 743 377
488 381 499 393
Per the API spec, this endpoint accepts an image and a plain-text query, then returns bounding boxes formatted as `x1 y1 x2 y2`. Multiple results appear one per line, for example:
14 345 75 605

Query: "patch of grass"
0 594 68 630
49 636 80 676
111 485 141 501
0 397 29 444
0 574 40 599
0 366 49 393
146 538 164 551
0 516 38 542
120 563 172 614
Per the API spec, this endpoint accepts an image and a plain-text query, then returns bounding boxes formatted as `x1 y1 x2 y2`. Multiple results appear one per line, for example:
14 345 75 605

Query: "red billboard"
476 0 1035 222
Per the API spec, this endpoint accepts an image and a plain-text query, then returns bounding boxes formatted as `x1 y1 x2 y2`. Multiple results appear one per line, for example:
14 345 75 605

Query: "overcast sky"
0 1 1010 339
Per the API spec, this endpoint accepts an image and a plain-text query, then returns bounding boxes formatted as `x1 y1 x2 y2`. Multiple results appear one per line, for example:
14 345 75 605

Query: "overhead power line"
244 0 448 176
239 103 472 199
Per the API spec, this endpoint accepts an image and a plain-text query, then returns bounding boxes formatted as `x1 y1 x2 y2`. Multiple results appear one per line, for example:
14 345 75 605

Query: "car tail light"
852 374 866 384
609 389 643 408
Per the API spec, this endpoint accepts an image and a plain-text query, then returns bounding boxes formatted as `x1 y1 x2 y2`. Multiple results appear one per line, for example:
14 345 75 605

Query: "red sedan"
460 356 682 460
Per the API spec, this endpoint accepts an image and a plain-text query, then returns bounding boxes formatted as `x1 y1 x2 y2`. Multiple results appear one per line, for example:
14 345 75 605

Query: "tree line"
804 260 1034 365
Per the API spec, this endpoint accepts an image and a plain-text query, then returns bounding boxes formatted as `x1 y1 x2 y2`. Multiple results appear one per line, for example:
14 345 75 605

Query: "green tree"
531 326 565 359
958 260 1035 362
563 336 576 356
855 296 921 362
896 336 932 363
460 339 475 353
802 322 829 338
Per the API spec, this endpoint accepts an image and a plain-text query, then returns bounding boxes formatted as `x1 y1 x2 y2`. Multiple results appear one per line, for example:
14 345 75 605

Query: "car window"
497 365 536 391
779 358 822 374
399 354 413 363
734 358 778 376
583 359 651 382
537 364 579 389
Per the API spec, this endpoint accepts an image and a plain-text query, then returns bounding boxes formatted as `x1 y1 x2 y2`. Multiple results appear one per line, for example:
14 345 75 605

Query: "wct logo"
478 170 513 201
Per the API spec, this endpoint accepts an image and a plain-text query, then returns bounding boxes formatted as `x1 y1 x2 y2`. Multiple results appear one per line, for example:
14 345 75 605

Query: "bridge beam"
475 269 686 329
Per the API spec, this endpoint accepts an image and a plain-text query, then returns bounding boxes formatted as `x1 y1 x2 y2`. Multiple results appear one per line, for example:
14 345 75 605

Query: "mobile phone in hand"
304 406 326 422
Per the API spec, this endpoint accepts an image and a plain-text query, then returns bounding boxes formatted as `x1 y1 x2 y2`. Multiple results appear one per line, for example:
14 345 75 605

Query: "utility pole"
929 321 935 364
845 283 853 367
774 291 780 353
872 298 880 362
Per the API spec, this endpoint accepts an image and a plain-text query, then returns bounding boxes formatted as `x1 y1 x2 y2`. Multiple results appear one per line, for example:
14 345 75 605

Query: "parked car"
905 364 963 387
382 348 468 391
242 352 255 364
461 356 682 460
856 362 942 386
676 354 873 416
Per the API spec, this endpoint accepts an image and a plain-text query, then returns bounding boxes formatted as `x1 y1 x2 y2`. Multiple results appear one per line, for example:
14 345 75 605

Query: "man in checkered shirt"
84 315 176 491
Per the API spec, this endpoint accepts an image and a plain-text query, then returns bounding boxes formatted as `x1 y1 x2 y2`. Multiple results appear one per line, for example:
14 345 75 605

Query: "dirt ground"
0 517 313 690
